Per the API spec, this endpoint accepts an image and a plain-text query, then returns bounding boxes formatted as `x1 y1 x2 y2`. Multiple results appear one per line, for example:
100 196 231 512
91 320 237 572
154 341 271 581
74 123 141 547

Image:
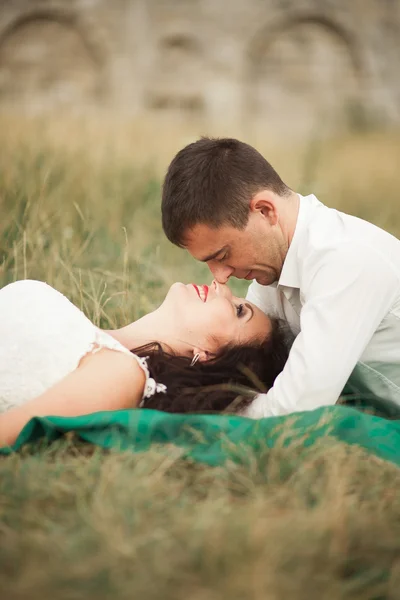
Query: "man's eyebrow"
199 246 227 263
245 303 254 321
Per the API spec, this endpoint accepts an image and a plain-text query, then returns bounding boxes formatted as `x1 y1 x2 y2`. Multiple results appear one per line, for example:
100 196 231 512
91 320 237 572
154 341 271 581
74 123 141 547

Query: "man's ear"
250 190 279 226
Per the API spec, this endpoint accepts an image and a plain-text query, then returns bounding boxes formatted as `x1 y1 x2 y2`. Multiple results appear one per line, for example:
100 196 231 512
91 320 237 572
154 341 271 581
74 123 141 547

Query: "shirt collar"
278 193 323 289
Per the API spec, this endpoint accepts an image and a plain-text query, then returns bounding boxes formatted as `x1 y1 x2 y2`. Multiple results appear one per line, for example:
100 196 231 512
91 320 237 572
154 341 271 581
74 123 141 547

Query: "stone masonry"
0 0 399 135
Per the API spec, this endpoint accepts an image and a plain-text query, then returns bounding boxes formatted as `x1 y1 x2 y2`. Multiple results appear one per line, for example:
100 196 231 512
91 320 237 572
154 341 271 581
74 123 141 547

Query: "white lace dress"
0 280 164 414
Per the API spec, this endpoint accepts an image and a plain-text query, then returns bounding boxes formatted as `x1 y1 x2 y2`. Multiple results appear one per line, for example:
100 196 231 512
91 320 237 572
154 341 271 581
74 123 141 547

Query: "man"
161 137 400 417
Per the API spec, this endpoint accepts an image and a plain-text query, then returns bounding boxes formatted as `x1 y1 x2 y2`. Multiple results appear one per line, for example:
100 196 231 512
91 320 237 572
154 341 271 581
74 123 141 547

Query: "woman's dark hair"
131 319 291 414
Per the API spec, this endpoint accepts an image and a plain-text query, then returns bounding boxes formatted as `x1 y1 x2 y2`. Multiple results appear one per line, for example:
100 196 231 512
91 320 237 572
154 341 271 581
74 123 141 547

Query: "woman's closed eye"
236 303 245 317
235 302 254 322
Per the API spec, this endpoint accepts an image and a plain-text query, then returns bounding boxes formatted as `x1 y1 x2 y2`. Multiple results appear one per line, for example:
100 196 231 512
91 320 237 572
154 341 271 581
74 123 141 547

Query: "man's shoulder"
303 197 399 256
287 195 400 289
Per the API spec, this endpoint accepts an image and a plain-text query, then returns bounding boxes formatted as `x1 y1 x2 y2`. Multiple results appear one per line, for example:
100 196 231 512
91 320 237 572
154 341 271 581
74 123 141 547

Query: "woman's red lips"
191 284 208 302
192 284 201 299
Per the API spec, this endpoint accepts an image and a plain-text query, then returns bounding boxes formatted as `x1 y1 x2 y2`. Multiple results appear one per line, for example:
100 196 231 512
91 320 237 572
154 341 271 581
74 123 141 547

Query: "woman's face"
160 280 272 356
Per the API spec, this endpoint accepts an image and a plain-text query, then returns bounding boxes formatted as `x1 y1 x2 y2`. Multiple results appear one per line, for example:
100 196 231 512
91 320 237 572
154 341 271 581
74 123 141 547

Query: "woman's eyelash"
236 303 244 317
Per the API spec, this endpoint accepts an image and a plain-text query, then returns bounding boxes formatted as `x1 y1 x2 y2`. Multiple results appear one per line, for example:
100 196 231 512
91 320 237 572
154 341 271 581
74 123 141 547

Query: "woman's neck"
104 309 186 354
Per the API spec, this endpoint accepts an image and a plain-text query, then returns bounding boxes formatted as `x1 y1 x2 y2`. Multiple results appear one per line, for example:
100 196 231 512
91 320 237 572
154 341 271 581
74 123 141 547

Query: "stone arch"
0 9 107 109
246 14 365 134
161 32 201 55
144 31 205 116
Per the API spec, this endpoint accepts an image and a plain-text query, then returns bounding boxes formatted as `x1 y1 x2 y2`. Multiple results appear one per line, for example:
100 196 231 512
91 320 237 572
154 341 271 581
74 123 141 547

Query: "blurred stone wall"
0 0 399 134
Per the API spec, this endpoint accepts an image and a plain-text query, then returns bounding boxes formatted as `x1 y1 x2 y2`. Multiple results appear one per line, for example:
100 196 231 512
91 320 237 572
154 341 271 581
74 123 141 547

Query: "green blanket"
1 405 400 468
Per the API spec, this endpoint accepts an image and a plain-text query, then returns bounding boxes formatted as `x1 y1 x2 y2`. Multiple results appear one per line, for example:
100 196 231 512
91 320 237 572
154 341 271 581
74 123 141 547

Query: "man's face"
184 210 287 286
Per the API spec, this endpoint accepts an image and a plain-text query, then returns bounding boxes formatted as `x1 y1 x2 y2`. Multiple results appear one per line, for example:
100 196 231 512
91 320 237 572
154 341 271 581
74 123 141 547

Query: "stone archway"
246 15 364 135
144 32 205 118
0 11 106 110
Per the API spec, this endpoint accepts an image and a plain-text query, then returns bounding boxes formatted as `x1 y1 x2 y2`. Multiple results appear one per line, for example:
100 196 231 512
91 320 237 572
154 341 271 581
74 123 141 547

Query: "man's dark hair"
162 137 291 247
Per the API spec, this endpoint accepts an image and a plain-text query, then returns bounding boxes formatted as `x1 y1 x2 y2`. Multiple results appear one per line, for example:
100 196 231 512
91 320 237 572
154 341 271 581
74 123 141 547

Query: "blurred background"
0 0 400 316
1 0 400 134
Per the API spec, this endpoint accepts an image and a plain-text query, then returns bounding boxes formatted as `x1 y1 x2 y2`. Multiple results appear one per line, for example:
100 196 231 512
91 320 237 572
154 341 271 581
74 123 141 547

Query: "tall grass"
0 116 400 599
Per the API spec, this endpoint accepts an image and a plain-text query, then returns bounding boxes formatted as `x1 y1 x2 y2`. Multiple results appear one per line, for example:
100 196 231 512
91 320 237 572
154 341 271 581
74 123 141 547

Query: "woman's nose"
212 279 233 299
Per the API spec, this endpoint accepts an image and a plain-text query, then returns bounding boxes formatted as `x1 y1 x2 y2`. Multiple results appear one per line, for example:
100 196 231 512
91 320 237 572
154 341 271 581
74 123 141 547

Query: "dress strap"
89 330 167 404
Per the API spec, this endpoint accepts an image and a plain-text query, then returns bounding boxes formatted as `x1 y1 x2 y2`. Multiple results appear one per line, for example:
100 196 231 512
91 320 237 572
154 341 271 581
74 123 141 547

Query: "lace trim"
133 355 167 406
87 331 167 405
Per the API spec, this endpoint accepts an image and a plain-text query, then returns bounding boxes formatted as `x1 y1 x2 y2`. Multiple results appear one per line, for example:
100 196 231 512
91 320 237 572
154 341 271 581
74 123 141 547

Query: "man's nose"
207 262 234 284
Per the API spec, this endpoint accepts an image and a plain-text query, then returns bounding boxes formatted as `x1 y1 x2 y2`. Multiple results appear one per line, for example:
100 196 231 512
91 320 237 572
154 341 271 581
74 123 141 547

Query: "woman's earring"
190 353 200 367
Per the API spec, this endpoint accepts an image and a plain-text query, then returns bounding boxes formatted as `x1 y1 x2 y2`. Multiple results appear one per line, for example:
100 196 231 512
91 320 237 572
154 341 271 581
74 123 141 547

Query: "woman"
0 279 290 446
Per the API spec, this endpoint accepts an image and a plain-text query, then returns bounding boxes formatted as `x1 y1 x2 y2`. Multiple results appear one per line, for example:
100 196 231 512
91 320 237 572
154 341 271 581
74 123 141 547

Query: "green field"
1 117 400 599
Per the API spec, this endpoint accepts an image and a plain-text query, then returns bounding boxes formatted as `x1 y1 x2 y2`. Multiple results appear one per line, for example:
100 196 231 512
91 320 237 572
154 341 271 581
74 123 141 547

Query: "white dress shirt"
244 194 400 418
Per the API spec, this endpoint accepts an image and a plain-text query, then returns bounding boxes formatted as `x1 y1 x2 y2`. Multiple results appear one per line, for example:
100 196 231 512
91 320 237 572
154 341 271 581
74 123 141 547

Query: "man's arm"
246 243 400 418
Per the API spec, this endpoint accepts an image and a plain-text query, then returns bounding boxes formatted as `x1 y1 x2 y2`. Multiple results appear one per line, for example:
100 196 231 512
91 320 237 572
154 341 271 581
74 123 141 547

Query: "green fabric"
1 405 400 468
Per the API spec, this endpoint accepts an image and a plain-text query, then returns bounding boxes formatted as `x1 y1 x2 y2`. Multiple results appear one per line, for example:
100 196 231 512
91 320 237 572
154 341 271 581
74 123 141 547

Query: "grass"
1 116 400 599
1 440 400 600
